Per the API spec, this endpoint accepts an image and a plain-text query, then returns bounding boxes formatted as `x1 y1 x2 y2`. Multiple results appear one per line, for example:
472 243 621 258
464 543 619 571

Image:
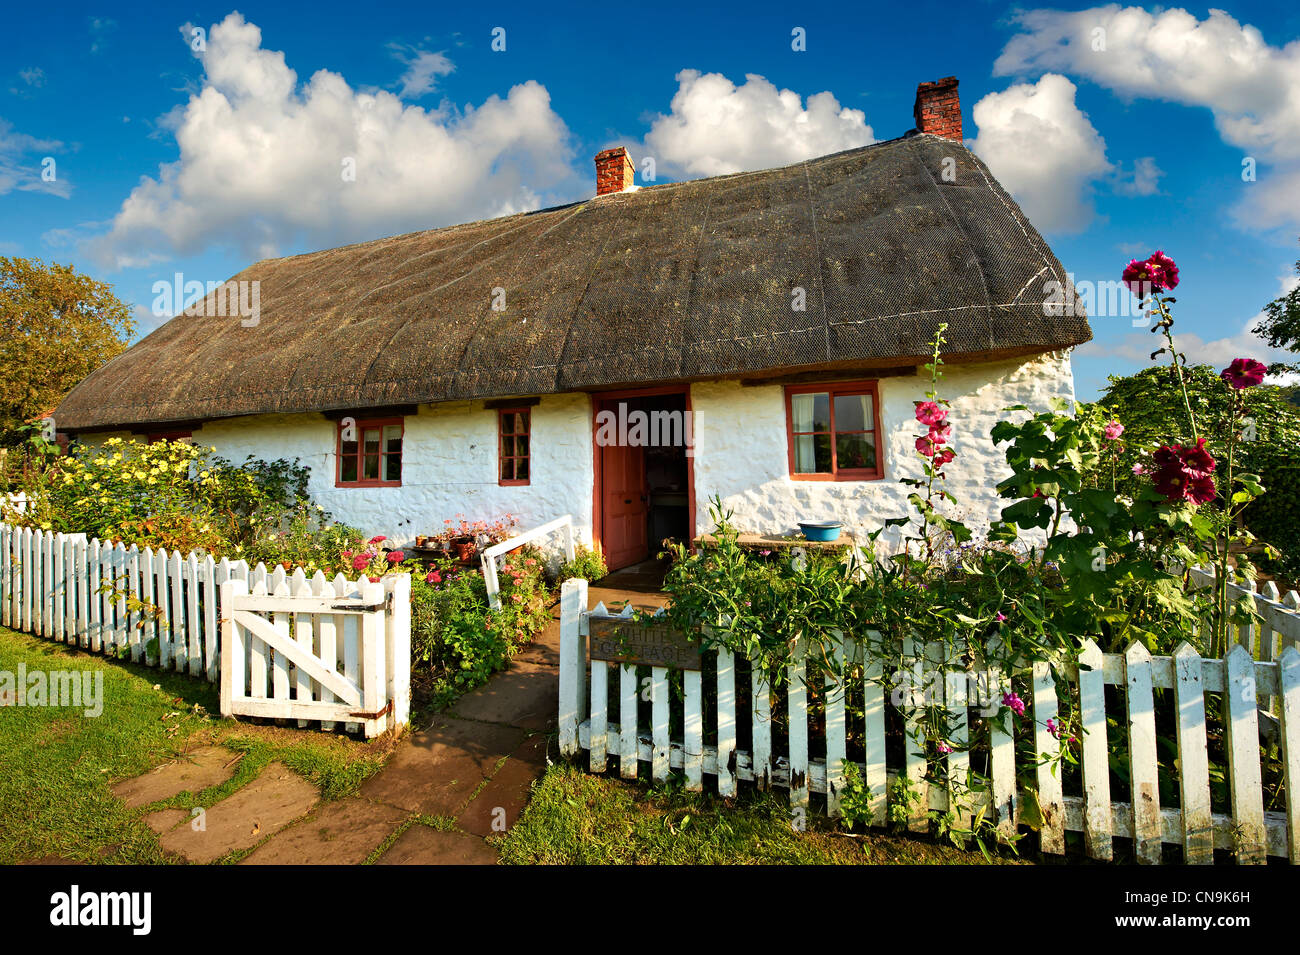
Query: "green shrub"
556 543 608 583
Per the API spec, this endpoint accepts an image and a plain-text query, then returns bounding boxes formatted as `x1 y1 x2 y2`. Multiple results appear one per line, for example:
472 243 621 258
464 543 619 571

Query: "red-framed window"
784 381 884 481
336 417 403 487
498 408 531 486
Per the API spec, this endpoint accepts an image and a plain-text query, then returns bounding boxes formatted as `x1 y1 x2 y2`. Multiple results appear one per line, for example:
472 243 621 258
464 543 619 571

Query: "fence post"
385 573 411 729
219 578 247 718
558 577 588 756
360 578 386 738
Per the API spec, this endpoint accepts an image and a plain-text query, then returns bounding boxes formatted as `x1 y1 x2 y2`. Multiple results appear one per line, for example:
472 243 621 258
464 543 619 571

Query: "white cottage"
55 78 1091 571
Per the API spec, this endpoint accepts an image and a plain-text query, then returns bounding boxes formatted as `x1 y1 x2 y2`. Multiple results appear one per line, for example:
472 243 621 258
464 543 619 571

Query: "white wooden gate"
219 575 409 738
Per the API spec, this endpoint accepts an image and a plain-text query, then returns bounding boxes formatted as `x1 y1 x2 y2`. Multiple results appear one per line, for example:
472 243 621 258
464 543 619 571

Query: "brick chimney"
913 77 962 141
594 146 634 195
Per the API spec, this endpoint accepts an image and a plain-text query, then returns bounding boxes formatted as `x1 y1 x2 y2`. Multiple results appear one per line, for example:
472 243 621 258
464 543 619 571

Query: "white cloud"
994 5 1300 230
969 74 1112 233
642 70 875 178
0 118 69 198
389 46 454 99
87 13 575 269
1113 156 1162 196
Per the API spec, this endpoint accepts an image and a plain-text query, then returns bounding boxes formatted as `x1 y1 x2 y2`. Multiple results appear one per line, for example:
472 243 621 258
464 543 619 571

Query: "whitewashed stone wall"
85 395 595 548
689 350 1076 542
76 350 1074 551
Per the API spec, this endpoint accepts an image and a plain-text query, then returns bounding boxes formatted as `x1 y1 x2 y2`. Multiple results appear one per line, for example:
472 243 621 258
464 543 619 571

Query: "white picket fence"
0 523 409 736
557 576 1300 864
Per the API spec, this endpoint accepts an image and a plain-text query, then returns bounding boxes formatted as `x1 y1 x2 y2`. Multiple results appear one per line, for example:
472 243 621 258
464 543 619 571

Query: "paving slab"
158 762 318 864
376 824 498 865
143 808 189 835
449 660 558 731
359 716 525 815
112 746 239 808
457 734 550 838
240 797 409 865
512 619 561 668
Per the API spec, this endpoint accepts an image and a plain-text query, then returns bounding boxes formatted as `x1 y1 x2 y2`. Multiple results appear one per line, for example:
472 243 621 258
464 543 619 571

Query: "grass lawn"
496 763 1030 865
0 625 396 864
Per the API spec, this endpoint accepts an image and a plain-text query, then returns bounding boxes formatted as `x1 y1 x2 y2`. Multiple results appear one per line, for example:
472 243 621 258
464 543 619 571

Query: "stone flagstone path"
114 572 667 865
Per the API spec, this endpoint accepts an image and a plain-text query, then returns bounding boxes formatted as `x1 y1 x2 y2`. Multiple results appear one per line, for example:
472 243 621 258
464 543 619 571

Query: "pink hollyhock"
1103 420 1124 441
1146 250 1179 290
425 570 442 584
1132 463 1145 475
934 448 955 466
914 401 948 426
1152 438 1216 505
928 422 952 445
386 550 405 564
1123 250 1180 296
368 535 387 545
1220 357 1266 389
915 435 937 458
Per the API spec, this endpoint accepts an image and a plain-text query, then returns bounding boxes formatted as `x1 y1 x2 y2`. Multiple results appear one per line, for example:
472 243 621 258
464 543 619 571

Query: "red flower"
928 423 951 445
386 550 405 564
1122 250 1179 296
368 535 387 545
425 570 442 584
1220 358 1266 389
914 401 948 426
934 448 955 465
915 435 937 458
1152 438 1217 505
352 553 371 571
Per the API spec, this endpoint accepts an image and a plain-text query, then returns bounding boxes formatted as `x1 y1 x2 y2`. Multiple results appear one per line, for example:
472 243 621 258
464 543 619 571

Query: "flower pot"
453 537 476 561
415 535 429 548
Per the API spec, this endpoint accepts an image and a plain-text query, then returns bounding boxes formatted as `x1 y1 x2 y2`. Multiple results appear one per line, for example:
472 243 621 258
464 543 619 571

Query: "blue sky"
3 1 1299 399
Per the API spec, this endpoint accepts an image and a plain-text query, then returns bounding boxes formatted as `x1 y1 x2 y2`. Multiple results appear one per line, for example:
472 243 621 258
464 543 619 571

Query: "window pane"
794 433 832 473
515 457 529 480
516 435 529 459
341 453 358 483
835 432 876 471
515 412 529 434
501 436 515 457
363 428 380 451
384 451 402 482
791 393 830 433
500 457 515 482
834 394 872 433
383 425 402 453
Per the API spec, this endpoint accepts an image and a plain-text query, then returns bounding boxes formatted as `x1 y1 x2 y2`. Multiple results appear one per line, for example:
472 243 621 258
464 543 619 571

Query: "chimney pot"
913 77 962 141
594 146 635 195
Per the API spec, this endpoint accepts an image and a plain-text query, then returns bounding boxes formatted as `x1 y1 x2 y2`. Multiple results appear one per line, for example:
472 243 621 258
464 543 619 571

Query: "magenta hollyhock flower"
367 535 387 545
934 448 955 466
1001 691 1025 716
928 423 952 445
1132 463 1145 475
1220 357 1267 389
915 435 937 457
914 401 948 426
1152 438 1216 505
1146 250 1179 290
1103 420 1124 441
386 550 405 564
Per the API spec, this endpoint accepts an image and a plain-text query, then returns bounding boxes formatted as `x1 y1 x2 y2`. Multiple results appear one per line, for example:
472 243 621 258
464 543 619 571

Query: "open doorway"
593 387 694 573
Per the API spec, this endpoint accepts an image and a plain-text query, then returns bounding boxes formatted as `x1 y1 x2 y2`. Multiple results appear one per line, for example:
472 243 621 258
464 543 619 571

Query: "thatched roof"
57 134 1091 431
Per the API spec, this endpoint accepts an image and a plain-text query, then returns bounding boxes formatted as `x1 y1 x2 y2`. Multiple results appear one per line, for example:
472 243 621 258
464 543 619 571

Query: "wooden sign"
588 615 702 670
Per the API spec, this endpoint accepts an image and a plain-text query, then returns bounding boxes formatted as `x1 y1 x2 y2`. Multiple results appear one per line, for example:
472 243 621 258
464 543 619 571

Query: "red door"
600 433 648 571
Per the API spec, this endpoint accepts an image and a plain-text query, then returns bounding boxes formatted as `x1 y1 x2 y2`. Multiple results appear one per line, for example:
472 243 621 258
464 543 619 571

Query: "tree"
0 256 134 440
1253 246 1300 357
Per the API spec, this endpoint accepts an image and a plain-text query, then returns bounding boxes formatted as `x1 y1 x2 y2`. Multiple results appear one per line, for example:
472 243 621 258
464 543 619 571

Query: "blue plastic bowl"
798 521 843 542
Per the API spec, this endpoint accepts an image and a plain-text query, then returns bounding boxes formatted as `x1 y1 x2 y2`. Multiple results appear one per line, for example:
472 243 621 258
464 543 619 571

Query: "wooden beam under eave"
740 365 920 387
